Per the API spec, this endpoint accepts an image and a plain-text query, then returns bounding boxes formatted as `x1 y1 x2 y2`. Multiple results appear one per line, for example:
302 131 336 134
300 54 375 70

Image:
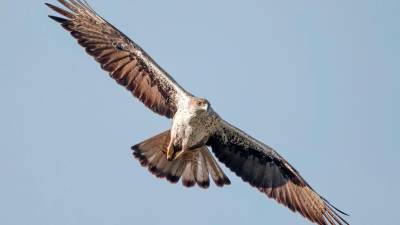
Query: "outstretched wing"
207 119 349 225
46 0 191 118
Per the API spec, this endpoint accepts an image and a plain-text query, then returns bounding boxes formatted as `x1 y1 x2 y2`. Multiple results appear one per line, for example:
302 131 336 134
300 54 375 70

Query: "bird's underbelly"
171 111 211 150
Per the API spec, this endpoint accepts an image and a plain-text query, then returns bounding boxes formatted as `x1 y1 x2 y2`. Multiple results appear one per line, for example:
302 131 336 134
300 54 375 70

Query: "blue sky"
1 1 399 224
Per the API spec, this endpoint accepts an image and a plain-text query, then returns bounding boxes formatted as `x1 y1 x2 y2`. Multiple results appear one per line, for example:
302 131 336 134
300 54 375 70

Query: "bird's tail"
132 130 230 188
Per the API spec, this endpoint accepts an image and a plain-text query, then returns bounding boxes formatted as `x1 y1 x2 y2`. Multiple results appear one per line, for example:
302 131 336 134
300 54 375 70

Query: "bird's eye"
197 102 202 106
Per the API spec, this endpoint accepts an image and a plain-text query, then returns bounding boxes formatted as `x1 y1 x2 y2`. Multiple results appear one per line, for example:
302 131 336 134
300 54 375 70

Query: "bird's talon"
173 150 185 160
166 145 175 161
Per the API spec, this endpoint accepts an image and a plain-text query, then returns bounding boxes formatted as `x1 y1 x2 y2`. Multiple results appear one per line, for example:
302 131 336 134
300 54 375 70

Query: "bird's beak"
204 104 210 111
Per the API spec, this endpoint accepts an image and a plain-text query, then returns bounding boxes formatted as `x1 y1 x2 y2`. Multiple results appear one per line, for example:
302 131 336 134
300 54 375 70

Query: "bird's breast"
171 109 216 149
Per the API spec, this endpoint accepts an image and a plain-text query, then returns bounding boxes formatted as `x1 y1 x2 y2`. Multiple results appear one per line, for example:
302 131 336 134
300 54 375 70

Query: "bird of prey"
46 1 349 224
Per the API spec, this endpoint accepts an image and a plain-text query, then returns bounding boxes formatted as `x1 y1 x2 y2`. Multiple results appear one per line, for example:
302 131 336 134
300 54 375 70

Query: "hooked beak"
204 103 210 111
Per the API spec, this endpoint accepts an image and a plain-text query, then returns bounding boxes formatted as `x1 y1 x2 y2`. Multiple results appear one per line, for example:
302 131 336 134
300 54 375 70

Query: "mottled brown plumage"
46 1 349 225
46 0 188 118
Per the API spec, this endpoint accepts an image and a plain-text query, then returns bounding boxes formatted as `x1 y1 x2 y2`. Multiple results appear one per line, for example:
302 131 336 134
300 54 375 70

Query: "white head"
189 98 210 112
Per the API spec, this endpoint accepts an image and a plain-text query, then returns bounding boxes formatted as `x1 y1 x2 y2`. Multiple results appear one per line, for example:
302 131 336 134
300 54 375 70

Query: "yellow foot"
166 144 175 161
173 150 186 160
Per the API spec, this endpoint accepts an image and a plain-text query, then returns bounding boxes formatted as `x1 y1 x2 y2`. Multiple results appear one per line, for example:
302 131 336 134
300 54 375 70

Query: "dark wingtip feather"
166 175 180 184
132 151 142 160
323 197 350 217
131 145 138 151
48 15 68 23
197 180 210 189
214 180 226 187
324 201 350 225
214 176 231 187
224 175 231 185
45 3 74 18
182 180 195 188
155 172 166 178
131 145 141 158
132 146 149 167
44 2 54 8
149 166 158 174
57 0 79 13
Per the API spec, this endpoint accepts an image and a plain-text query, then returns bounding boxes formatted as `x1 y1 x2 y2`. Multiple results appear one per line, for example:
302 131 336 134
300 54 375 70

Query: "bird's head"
189 98 210 112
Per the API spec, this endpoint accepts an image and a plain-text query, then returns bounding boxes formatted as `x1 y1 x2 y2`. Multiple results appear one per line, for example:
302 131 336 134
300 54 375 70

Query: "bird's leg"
173 143 204 160
166 141 176 161
173 148 186 160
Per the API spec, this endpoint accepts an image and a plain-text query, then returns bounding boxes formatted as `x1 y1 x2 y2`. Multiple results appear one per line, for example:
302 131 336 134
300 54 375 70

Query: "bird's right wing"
207 119 349 225
46 0 192 118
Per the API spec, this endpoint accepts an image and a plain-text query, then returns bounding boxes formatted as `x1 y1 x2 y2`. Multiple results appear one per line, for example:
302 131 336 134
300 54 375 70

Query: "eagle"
46 1 349 225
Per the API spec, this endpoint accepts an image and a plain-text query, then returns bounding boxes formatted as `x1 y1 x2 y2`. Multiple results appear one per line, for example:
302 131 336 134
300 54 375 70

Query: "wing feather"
207 119 349 225
46 1 191 118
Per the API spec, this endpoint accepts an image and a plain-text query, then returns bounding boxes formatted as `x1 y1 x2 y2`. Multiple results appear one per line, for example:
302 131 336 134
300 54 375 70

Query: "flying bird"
46 1 349 224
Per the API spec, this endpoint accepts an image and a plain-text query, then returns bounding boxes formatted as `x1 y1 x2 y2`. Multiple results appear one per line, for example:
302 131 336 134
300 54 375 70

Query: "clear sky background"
1 1 399 225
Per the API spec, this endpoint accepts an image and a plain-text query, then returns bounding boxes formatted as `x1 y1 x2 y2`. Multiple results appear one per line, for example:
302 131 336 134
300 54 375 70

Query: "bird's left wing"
46 0 192 118
207 119 349 225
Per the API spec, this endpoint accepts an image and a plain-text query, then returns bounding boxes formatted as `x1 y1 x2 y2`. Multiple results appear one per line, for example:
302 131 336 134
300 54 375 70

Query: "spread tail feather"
132 130 230 188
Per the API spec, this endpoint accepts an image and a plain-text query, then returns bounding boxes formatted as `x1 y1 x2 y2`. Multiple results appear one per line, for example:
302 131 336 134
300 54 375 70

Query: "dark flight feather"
207 120 349 225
